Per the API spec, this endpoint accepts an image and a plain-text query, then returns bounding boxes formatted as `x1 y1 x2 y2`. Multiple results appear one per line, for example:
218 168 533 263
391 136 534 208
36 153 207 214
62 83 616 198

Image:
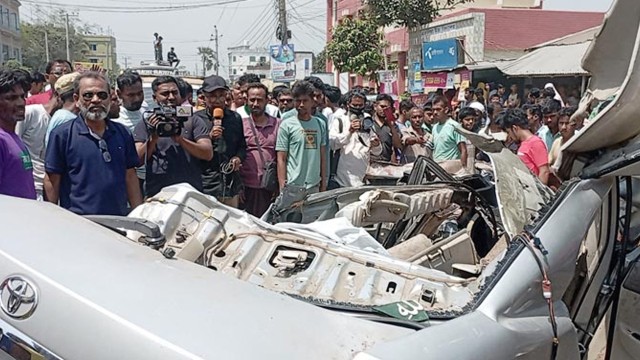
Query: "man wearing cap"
196 75 246 207
45 72 81 146
17 73 65 200
133 76 213 197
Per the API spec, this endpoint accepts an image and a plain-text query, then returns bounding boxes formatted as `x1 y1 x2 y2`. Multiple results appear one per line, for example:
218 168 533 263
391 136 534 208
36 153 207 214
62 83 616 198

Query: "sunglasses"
98 139 112 163
82 91 110 101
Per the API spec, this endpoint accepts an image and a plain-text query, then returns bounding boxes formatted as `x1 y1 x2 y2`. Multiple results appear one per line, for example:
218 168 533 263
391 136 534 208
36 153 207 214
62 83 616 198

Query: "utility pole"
213 25 219 76
44 30 50 62
65 12 70 61
202 53 206 77
123 56 129 69
278 0 288 45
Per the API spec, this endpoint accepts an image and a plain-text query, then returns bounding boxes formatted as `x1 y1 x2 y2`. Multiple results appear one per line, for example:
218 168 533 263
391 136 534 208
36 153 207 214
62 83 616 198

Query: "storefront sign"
422 72 448 88
411 62 423 94
422 38 460 71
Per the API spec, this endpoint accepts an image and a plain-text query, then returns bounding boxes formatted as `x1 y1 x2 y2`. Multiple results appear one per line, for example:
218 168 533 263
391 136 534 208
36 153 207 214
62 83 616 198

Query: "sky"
20 0 613 78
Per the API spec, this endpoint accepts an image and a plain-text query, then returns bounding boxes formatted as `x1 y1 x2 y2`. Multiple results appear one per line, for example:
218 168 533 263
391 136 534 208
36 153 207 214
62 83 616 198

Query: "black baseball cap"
202 75 229 93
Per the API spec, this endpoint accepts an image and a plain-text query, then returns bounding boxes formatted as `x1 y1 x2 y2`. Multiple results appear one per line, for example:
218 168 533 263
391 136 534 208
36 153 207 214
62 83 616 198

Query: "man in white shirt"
17 78 62 200
235 73 280 119
115 71 145 133
329 91 382 188
115 71 146 190
323 85 341 129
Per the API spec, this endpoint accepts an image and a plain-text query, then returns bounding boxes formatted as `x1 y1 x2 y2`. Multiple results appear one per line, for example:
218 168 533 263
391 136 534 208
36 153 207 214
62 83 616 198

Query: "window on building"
232 56 236 62
233 69 237 75
260 56 266 63
2 45 9 62
13 48 19 60
89 59 98 64
0 7 3 27
250 56 256 62
259 74 266 79
89 44 97 51
11 13 18 31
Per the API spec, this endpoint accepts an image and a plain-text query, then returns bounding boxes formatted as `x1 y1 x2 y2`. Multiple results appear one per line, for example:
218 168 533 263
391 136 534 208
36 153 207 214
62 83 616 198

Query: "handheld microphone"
213 108 224 127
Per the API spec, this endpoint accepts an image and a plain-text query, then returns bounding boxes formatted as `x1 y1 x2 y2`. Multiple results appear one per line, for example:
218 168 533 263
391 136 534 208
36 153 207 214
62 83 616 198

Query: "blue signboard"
411 62 423 94
422 38 459 71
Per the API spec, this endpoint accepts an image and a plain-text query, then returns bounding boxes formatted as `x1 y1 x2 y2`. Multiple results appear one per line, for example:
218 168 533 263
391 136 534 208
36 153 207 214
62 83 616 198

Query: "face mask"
349 106 364 115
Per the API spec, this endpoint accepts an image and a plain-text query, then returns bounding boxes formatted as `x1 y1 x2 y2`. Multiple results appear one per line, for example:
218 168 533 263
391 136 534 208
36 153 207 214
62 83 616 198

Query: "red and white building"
325 0 605 94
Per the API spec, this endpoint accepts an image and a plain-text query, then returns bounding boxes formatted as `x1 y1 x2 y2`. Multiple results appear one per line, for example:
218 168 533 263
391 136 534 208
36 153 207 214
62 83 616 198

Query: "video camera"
349 113 374 133
145 105 193 137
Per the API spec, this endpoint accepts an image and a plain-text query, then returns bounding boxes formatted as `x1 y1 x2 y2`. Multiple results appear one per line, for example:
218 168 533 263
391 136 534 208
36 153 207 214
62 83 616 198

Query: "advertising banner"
411 62 423 94
422 72 448 88
422 38 460 71
270 44 296 82
379 70 398 95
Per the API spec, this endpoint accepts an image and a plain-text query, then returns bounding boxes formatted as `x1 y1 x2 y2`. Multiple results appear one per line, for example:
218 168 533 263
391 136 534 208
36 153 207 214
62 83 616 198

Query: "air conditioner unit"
341 9 350 17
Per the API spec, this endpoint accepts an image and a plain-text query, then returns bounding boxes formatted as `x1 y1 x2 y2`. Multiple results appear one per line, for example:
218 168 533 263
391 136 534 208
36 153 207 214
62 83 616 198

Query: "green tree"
313 49 326 73
21 10 89 71
363 0 472 29
197 46 216 76
326 15 385 79
3 59 31 72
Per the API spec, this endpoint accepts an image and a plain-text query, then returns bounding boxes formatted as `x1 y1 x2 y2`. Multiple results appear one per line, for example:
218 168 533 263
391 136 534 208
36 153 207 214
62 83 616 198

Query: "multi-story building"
227 43 270 83
325 0 542 92
82 35 117 73
0 0 22 64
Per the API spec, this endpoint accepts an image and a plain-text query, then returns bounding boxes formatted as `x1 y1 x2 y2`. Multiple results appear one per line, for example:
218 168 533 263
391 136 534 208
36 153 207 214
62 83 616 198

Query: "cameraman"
329 90 382 188
133 76 213 197
196 75 246 207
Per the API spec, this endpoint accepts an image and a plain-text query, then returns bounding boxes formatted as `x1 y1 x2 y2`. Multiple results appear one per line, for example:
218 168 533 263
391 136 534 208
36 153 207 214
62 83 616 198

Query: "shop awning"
498 42 591 77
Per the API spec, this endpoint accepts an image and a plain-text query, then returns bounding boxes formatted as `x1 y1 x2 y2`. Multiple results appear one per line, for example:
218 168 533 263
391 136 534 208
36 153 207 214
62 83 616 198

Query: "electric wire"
21 0 252 13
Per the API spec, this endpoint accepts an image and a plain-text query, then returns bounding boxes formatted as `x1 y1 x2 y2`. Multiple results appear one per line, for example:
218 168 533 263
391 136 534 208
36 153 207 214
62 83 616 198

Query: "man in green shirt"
276 80 327 193
431 96 467 167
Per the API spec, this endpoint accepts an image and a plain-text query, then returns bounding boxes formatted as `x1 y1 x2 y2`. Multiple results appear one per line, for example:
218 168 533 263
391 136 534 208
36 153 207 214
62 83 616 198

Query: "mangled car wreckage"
3 0 640 359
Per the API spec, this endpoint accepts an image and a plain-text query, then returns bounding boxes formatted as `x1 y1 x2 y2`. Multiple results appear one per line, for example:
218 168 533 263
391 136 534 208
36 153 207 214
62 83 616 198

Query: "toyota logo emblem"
0 276 38 319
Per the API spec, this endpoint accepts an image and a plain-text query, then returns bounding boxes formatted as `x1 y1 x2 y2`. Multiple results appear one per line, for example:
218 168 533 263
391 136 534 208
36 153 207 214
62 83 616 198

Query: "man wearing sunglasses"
44 72 142 215
26 59 72 106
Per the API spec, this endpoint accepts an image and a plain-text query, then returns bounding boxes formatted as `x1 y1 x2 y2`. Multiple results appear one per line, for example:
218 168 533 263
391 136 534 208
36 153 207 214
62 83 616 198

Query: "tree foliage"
363 0 472 29
326 15 385 78
313 49 326 73
21 9 89 71
197 46 215 74
3 59 30 72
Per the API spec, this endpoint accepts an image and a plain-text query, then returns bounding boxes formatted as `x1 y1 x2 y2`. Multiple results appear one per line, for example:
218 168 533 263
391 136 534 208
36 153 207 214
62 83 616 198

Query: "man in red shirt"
27 59 72 105
497 108 550 185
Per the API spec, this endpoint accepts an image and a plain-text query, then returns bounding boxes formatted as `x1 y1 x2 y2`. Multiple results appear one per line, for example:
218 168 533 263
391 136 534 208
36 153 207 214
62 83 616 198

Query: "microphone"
213 108 224 127
212 107 226 153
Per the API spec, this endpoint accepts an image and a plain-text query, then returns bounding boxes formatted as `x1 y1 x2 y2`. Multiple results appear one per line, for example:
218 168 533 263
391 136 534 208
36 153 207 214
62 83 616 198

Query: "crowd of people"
0 59 583 219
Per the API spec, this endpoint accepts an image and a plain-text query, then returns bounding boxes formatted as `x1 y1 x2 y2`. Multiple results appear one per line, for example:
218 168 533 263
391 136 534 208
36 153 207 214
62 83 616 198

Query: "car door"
607 252 640 359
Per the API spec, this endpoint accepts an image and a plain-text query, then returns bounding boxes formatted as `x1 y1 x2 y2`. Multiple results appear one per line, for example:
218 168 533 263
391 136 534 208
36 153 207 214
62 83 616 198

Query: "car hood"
562 0 640 176
0 197 411 359
458 129 553 238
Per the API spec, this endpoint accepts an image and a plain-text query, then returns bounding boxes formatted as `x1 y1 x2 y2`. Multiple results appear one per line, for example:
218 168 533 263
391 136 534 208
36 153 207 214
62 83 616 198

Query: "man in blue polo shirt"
44 72 142 215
